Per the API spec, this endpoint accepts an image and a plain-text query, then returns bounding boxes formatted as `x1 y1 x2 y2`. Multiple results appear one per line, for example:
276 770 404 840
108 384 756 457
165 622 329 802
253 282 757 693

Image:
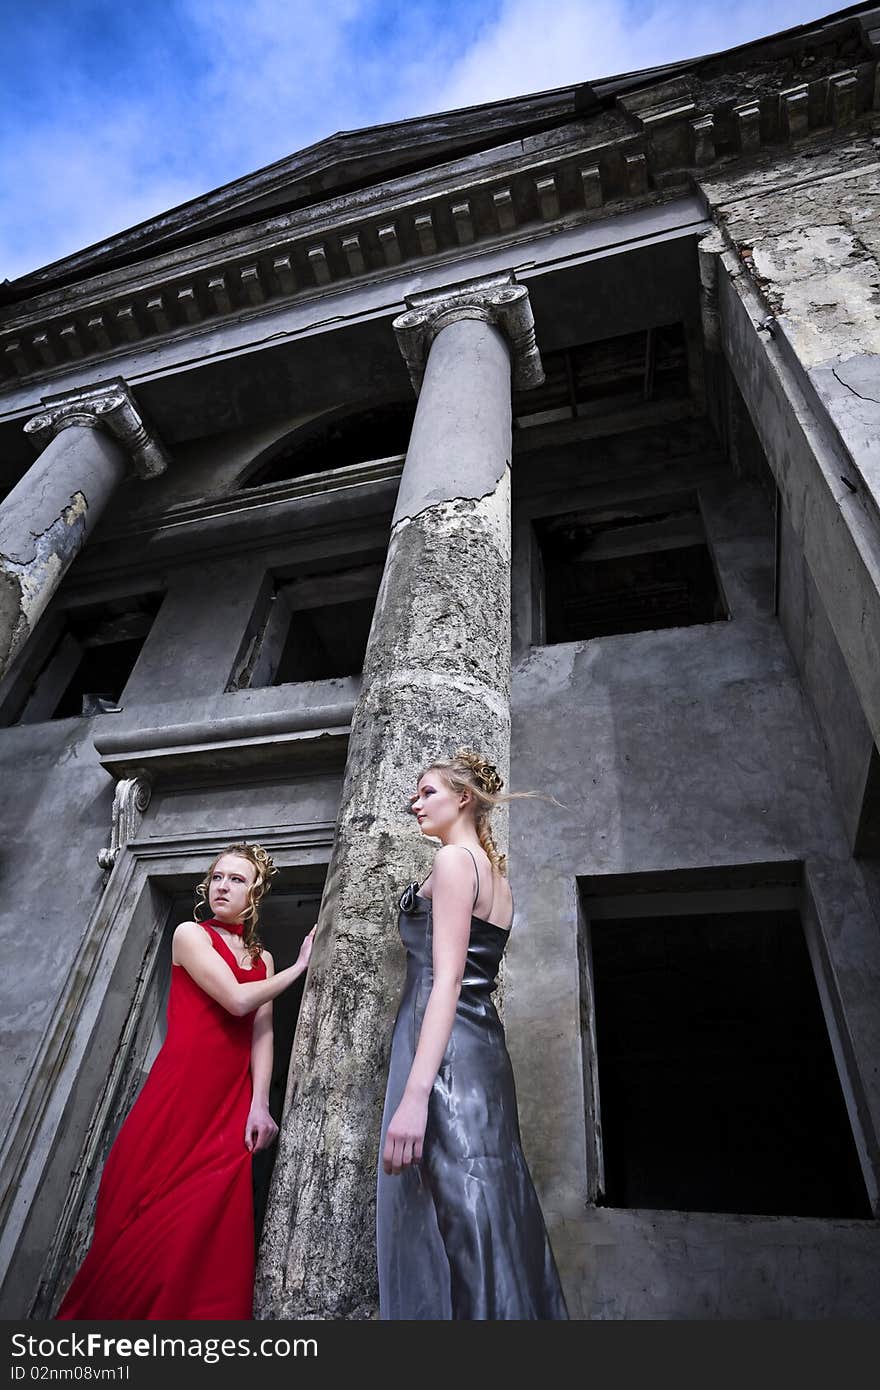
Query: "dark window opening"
589 907 871 1219
12 592 163 723
273 595 375 684
251 882 325 1245
534 494 726 643
514 323 689 428
229 564 381 689
242 401 416 488
41 867 325 1316
855 745 880 857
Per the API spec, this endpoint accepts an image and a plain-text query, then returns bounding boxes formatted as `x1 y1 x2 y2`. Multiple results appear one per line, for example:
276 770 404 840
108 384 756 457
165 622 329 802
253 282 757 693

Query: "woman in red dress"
57 842 315 1321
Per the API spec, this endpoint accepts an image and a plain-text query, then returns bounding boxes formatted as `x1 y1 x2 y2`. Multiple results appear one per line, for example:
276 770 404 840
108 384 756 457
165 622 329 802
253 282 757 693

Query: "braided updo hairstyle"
194 842 278 963
420 748 510 874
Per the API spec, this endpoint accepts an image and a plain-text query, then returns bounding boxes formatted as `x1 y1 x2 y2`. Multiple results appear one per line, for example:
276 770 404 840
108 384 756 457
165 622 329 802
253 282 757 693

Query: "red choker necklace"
204 916 245 937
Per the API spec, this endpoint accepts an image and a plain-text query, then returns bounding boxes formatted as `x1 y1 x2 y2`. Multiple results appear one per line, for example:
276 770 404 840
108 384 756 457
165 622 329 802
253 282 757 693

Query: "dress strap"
461 846 480 907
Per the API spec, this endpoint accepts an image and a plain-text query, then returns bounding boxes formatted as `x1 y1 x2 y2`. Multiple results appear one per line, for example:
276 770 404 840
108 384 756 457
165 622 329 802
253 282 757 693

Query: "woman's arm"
245 950 279 1153
382 844 473 1176
172 921 315 1017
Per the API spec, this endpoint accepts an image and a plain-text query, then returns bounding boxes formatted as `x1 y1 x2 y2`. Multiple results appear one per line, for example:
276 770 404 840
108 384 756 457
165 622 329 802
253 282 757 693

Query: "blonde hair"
418 748 519 875
194 842 277 963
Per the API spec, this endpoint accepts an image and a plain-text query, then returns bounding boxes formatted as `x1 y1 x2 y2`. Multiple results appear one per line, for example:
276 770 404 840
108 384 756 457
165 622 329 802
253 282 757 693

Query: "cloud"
0 0 454 280
431 0 829 110
0 0 832 282
0 107 198 282
177 0 371 164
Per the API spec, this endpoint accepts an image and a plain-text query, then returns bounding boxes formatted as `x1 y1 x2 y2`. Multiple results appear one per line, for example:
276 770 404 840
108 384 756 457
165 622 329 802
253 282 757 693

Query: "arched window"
240 400 416 489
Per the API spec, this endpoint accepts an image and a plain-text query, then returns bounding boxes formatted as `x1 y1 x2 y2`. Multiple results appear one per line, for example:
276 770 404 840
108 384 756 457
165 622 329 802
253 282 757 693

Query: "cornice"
112 453 406 537
93 703 354 784
9 91 583 299
1 52 878 392
68 466 400 586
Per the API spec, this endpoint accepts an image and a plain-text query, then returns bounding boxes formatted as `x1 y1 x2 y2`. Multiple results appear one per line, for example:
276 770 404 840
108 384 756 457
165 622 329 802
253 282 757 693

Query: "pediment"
6 89 585 297
2 3 876 318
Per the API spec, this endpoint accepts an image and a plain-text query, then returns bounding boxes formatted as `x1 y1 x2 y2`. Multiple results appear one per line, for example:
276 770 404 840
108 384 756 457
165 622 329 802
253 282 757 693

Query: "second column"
256 272 543 1318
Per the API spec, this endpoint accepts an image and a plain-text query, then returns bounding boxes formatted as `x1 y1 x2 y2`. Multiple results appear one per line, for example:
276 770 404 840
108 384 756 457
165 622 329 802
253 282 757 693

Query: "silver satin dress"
376 880 569 1320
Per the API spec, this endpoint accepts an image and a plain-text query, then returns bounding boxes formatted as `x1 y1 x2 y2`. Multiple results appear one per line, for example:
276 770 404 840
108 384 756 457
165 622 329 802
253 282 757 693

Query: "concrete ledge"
94 702 354 782
552 1204 880 1319
96 454 405 544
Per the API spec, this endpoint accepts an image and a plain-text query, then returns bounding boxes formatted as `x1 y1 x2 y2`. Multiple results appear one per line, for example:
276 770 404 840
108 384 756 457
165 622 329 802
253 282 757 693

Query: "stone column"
0 381 168 677
256 272 543 1319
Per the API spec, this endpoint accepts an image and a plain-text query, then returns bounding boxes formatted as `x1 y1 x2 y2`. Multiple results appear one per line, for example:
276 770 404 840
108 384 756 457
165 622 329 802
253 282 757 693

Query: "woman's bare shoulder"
174 919 205 941
432 843 477 881
171 919 209 965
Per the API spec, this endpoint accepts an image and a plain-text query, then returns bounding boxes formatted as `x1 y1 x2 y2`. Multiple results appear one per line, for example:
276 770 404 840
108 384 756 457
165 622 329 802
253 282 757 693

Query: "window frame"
577 861 878 1215
529 487 729 648
227 557 384 692
0 585 166 727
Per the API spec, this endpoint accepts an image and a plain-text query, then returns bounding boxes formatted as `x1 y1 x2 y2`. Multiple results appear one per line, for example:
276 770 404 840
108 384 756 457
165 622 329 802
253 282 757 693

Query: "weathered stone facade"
1 5 879 1319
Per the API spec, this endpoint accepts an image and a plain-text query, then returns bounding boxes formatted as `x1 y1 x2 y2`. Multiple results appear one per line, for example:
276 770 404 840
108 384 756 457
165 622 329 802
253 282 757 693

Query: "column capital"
23 378 169 479
393 271 544 395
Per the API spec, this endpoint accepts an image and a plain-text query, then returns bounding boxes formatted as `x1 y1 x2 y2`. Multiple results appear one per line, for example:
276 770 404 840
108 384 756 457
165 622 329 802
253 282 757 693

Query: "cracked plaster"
0 493 87 670
704 131 880 512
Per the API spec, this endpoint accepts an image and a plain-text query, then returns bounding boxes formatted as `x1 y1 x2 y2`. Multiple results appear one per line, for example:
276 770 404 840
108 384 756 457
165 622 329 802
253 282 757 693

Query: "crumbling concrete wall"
702 127 880 508
504 428 880 1319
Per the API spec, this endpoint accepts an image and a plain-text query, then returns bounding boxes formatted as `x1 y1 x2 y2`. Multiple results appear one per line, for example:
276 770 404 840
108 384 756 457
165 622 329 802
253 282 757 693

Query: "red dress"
57 923 266 1320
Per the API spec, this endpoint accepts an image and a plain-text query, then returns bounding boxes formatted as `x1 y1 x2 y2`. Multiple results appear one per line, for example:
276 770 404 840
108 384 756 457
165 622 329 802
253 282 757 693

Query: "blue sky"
1 0 830 282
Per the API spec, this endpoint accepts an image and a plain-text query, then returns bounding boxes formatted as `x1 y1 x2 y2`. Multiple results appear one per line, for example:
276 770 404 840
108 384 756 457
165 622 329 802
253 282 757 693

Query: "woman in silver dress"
377 749 568 1320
